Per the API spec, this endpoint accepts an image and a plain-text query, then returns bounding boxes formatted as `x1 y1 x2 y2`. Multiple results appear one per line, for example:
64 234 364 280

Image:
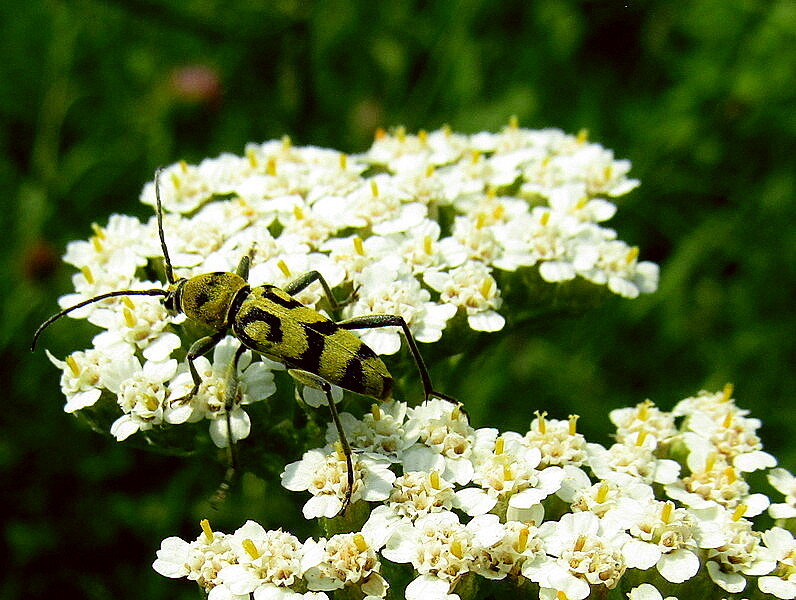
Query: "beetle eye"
164 293 176 313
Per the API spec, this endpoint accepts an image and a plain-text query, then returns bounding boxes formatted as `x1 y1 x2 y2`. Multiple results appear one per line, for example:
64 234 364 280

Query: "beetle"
32 167 457 511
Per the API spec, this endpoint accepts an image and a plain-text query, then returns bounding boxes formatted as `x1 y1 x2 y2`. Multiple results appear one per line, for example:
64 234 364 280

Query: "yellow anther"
354 534 368 552
242 538 261 560
179 160 189 173
475 213 487 229
246 146 258 168
66 355 80 377
442 123 452 137
353 236 365 256
91 235 104 252
574 534 586 552
277 259 292 278
493 205 505 221
91 222 106 240
732 504 747 521
635 430 648 447
200 519 214 543
637 400 653 421
170 171 181 189
334 441 346 461
486 187 497 199
470 150 481 164
281 134 292 150
705 452 717 472
371 404 381 421
575 196 589 210
81 266 94 285
396 126 406 142
596 482 609 504
540 211 551 226
429 470 441 490
425 164 435 177
535 411 547 434
509 115 519 129
603 165 613 181
721 383 734 403
292 204 305 220
418 129 428 144
423 235 433 255
144 394 159 411
568 414 579 435
339 153 348 170
266 157 277 177
374 127 386 141
576 128 589 144
556 591 569 600
503 464 513 482
724 466 737 484
450 539 464 559
722 411 734 429
451 404 461 420
494 436 505 455
516 527 529 553
480 278 494 298
123 307 137 328
370 180 379 197
625 246 639 264
661 501 674 524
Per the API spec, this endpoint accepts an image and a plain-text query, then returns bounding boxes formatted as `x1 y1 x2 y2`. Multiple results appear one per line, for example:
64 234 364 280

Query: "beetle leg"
336 314 458 404
171 329 228 405
283 270 351 311
288 368 354 513
210 343 247 509
235 245 257 280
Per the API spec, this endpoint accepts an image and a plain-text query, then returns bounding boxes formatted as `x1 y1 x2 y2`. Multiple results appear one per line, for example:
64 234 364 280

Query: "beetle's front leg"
171 329 228 405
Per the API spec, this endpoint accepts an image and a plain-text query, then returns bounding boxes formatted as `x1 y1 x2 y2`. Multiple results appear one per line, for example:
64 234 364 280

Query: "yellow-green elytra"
233 285 392 400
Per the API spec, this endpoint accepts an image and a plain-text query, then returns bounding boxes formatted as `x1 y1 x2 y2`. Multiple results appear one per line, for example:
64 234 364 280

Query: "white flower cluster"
44 123 656 446
156 388 795 600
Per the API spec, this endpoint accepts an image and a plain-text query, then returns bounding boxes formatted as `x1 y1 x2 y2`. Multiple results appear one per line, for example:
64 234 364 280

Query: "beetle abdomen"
232 285 392 400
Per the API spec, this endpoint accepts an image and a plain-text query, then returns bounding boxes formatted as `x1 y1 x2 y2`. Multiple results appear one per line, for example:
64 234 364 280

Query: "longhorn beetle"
32 167 457 512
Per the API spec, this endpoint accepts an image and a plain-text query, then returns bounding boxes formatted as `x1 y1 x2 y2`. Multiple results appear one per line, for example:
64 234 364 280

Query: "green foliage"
1 1 793 598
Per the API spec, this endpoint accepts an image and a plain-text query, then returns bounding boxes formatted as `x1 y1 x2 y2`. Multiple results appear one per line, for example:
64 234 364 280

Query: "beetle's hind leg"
288 369 354 513
336 314 458 404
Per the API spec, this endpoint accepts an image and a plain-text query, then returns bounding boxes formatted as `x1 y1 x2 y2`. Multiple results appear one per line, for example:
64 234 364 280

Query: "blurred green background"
1 0 794 598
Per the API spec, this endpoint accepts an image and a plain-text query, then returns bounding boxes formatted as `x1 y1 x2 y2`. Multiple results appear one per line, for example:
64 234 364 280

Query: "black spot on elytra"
292 328 325 373
239 306 283 343
339 358 365 393
305 319 338 336
263 285 302 309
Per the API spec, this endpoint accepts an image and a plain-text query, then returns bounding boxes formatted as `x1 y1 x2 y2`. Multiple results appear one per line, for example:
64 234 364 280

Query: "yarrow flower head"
156 385 788 600
39 123 656 454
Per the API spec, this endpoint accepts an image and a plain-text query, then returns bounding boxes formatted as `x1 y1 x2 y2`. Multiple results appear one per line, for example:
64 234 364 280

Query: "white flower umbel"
381 510 488 600
281 448 396 519
166 337 277 448
768 468 796 519
42 123 656 451
757 527 796 599
153 519 240 599
302 531 388 597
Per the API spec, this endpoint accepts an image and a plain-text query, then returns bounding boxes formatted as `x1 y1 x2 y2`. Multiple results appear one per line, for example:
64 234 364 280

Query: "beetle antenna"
154 167 176 284
31 288 169 351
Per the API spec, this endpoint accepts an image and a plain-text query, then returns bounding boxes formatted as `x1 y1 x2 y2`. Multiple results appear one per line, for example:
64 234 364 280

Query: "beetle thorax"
179 271 248 331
